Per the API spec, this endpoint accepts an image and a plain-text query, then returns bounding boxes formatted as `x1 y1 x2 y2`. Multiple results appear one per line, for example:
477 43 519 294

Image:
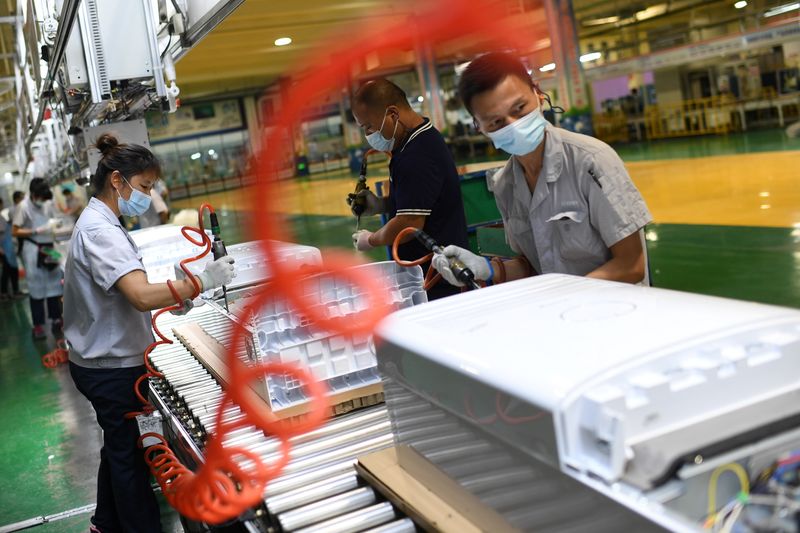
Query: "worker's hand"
352 230 374 252
169 298 195 316
34 223 53 235
198 256 235 291
346 190 383 217
431 246 491 287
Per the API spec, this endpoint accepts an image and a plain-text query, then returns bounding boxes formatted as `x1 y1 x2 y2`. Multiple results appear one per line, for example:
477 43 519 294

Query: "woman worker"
12 178 64 339
62 134 235 532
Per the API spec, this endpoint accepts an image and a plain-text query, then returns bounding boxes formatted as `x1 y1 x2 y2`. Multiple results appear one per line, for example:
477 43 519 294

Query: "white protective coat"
13 198 64 299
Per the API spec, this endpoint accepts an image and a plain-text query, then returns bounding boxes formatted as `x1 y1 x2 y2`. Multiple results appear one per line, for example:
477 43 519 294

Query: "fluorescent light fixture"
760 204 771 210
759 191 770 197
764 2 799 16
190 152 201 160
274 37 292 47
539 63 556 72
579 52 602 63
582 15 621 26
417 96 424 102
635 4 668 21
734 1 747 8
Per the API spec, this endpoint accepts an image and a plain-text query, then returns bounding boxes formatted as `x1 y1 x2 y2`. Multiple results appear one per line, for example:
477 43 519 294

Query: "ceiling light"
582 15 620 27
635 4 668 21
190 152 201 160
764 2 799 16
579 52 602 63
417 96 424 102
759 191 770 197
274 37 292 47
760 204 771 210
208 149 216 155
539 63 556 72
734 1 747 8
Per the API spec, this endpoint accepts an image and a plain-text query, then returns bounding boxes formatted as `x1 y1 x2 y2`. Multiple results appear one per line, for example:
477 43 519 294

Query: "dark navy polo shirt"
388 118 469 299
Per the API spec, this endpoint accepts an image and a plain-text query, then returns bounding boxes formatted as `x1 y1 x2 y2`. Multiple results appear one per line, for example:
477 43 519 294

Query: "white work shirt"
12 198 64 299
489 125 652 282
63 197 154 368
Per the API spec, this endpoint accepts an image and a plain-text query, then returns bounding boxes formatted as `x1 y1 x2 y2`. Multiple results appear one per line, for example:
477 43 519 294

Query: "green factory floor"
2 128 800 532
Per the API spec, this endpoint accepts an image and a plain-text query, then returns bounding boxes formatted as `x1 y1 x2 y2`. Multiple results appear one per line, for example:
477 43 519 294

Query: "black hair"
29 178 53 201
12 191 24 202
353 79 411 111
458 52 563 115
92 133 161 197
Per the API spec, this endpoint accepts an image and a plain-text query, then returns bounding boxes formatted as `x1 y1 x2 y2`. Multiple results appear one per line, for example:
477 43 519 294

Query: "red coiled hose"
133 203 333 524
42 339 70 368
126 203 214 420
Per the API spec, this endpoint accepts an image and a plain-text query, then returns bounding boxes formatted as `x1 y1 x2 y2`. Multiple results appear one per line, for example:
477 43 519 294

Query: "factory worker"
349 78 469 300
63 133 235 533
12 178 64 339
433 52 651 287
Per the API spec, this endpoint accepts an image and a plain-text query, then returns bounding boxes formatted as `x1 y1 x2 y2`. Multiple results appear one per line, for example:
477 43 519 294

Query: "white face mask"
365 109 399 152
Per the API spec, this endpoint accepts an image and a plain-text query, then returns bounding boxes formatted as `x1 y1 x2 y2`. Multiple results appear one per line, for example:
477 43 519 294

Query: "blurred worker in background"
349 79 469 300
0 197 21 300
12 179 64 339
9 191 24 254
136 188 169 229
433 52 651 287
62 133 235 533
58 185 84 222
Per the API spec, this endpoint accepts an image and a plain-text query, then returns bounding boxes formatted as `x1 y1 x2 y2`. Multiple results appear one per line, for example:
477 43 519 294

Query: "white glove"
169 297 194 316
198 256 235 291
347 190 384 217
431 245 491 287
34 223 52 235
352 230 374 252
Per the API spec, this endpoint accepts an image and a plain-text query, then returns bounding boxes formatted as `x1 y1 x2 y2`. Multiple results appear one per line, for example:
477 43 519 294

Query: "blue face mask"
116 176 151 217
486 104 547 156
366 109 399 152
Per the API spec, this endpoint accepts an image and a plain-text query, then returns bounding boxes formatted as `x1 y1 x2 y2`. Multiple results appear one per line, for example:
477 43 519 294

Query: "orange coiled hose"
133 202 331 524
392 226 442 291
126 203 214 420
42 339 70 368
139 361 327 523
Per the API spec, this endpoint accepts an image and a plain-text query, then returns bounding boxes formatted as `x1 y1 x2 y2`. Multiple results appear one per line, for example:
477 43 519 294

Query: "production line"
130 222 800 533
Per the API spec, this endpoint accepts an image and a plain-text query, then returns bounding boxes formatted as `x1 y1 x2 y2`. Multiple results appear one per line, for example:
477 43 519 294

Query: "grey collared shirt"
489 125 652 282
63 197 154 368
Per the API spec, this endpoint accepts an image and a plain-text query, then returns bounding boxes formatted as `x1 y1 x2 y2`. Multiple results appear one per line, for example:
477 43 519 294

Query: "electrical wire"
705 463 750 528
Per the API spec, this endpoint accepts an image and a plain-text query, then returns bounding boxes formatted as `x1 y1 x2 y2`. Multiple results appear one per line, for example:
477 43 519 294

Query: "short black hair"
92 132 161 197
353 79 411 111
458 52 533 114
12 191 24 202
29 178 53 201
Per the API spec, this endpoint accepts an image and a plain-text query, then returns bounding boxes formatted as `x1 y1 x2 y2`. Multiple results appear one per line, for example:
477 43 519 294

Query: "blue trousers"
69 363 161 533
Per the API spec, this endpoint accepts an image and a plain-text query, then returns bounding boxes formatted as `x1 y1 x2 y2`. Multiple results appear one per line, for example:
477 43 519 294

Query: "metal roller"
293 502 396 533
362 519 417 533
277 487 376 531
265 473 359 515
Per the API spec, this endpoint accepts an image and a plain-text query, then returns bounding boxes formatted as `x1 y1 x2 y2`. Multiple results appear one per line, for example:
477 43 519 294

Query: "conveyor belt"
147 304 417 532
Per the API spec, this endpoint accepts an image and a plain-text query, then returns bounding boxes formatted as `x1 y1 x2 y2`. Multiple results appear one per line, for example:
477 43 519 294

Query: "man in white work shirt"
433 52 652 287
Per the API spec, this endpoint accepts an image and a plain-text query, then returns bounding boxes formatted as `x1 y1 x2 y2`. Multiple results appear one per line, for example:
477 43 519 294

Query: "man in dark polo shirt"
349 79 468 300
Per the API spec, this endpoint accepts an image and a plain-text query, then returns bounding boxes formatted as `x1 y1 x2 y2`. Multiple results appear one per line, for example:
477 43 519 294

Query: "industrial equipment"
375 274 800 532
